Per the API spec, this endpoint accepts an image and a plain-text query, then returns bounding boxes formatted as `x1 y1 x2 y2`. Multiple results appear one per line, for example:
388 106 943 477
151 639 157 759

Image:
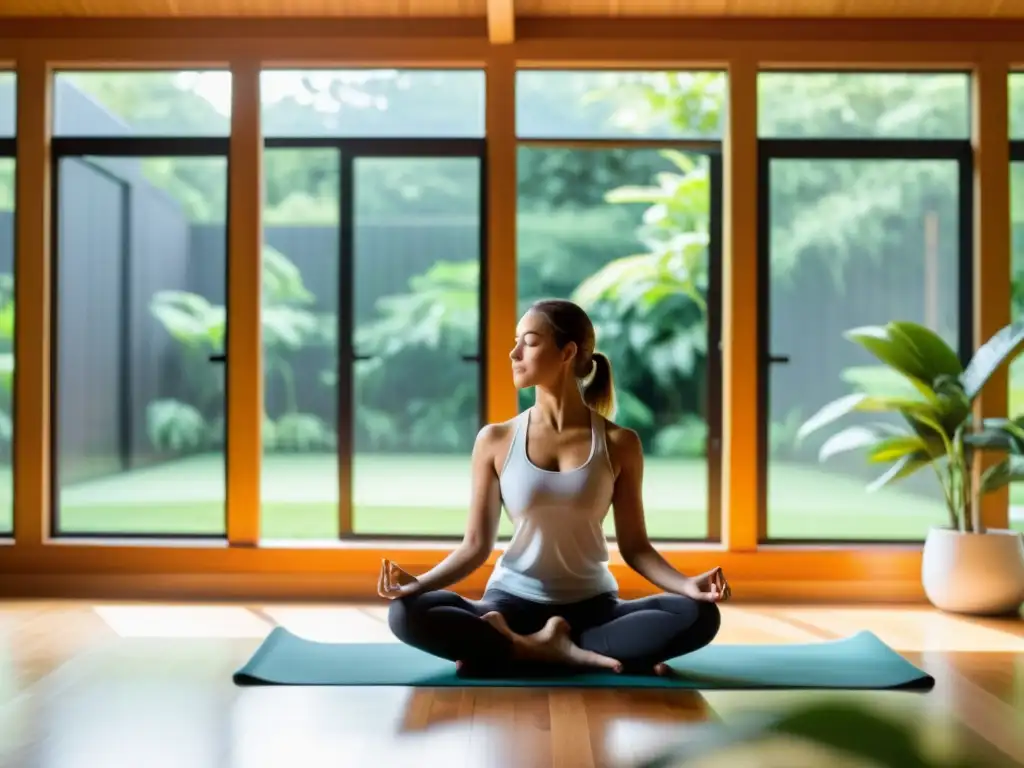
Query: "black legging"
387 588 721 675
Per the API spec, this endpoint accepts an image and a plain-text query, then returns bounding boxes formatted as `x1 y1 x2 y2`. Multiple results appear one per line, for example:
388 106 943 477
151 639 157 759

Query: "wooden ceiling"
0 0 1021 17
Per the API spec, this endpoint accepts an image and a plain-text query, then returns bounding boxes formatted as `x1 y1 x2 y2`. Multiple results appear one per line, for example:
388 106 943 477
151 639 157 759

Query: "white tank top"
485 408 619 604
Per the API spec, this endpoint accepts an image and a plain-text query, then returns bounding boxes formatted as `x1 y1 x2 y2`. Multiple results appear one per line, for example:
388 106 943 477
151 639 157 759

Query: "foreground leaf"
818 425 885 461
867 453 931 492
888 321 963 380
980 455 1024 492
867 435 933 464
798 392 933 442
961 321 1024 399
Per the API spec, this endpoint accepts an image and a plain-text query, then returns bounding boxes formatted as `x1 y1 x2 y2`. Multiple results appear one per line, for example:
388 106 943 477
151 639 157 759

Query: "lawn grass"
3 452 1018 540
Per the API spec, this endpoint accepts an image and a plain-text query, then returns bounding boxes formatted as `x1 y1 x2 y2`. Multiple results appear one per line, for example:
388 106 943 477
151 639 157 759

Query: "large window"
51 71 231 537
1011 159 1024 534
0 71 13 537
1009 73 1024 533
759 71 972 542
259 70 486 540
516 70 726 542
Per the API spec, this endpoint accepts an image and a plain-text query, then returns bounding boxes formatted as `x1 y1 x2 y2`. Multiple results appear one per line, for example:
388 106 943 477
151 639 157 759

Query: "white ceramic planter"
921 526 1024 615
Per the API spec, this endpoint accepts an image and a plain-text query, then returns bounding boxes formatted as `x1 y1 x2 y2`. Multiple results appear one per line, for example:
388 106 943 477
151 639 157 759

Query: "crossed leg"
576 594 722 674
387 590 620 674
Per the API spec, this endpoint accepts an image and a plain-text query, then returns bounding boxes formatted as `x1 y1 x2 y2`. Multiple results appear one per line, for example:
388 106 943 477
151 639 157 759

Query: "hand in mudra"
681 566 732 603
377 558 419 600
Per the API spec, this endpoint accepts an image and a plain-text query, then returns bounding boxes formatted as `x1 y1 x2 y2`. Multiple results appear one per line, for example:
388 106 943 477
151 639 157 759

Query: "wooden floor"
0 601 1020 767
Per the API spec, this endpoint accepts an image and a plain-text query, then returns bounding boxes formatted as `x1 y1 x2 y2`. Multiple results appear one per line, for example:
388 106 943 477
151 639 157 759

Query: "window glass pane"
1011 163 1024 533
55 156 227 536
516 71 726 140
351 156 483 537
758 72 971 139
261 147 340 540
1010 73 1024 140
53 71 231 137
260 70 485 138
517 146 715 541
260 151 485 540
0 72 14 137
767 158 960 540
0 157 12 536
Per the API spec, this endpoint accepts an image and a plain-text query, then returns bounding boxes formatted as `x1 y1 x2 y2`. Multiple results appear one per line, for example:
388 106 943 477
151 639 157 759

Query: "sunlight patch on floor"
259 606 397 643
773 608 1024 652
92 605 272 639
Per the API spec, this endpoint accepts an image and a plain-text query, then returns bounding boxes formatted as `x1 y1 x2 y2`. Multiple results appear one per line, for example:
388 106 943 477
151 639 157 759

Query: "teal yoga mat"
233 628 934 690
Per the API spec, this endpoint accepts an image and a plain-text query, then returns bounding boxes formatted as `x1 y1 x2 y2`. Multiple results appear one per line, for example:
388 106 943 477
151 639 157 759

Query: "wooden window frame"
0 18 1013 601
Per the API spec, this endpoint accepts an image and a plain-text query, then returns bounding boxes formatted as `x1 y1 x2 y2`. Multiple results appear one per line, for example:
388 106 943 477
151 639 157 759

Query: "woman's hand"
679 566 732 603
377 558 420 600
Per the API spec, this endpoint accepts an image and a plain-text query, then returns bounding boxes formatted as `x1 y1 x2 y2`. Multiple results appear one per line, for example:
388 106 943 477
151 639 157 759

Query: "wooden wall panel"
0 0 486 17
0 0 1022 18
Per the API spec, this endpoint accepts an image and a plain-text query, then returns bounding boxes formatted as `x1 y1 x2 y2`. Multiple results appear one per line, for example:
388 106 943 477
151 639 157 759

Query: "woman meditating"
379 299 729 677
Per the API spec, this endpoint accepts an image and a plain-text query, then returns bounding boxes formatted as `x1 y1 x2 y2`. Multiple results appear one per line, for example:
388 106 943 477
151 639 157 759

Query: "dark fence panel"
56 159 127 485
127 181 195 470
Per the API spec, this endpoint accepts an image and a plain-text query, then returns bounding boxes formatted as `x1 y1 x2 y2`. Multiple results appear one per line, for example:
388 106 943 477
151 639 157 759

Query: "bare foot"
519 617 622 672
479 611 621 672
653 662 677 677
481 611 517 639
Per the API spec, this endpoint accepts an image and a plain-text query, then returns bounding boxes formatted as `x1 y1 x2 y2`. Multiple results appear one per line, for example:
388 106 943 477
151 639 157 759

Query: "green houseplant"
797 320 1024 615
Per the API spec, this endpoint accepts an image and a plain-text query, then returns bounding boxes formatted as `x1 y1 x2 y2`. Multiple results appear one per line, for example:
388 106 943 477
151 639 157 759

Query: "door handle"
209 353 226 363
353 353 377 361
461 354 479 362
767 354 791 365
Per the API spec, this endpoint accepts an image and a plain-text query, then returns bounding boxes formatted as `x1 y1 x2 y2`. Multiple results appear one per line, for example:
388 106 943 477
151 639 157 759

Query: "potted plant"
797 320 1024 616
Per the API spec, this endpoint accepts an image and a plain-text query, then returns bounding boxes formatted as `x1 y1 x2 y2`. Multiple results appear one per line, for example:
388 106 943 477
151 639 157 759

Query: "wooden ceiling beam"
488 0 515 43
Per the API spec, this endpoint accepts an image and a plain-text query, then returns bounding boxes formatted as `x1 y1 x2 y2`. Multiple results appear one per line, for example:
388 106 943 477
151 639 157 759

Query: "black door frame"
755 137 974 544
705 151 724 542
265 137 488 539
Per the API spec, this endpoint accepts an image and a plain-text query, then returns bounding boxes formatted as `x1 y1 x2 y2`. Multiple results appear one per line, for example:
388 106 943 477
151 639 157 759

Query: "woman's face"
509 310 576 390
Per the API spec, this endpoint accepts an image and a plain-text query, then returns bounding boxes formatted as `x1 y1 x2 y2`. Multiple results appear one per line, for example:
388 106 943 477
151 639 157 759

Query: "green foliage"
0 272 14 452
148 244 332 455
146 399 208 453
347 261 480 454
0 159 13 213
577 150 710 314
45 69 1024 466
639 701 979 768
798 320 1024 533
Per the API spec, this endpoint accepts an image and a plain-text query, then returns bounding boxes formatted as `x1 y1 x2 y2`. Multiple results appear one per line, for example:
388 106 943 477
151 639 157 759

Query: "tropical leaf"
980 455 1024 493
845 324 930 384
150 291 224 348
840 365 922 399
844 322 959 387
961 321 1024 399
867 435 932 464
262 244 315 305
797 392 934 442
963 417 1024 453
867 453 931 492
888 321 963 380
817 425 885 461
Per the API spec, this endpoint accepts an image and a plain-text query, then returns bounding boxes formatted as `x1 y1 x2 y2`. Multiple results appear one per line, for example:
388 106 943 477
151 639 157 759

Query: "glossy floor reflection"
0 601 1019 767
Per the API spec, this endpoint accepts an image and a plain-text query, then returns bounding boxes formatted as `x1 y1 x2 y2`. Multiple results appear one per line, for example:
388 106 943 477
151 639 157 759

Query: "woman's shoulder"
475 417 516 442
598 415 643 463
473 416 520 455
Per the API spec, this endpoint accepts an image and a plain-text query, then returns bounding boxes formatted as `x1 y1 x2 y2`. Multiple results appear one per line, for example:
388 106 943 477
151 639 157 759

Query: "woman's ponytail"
582 352 616 419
